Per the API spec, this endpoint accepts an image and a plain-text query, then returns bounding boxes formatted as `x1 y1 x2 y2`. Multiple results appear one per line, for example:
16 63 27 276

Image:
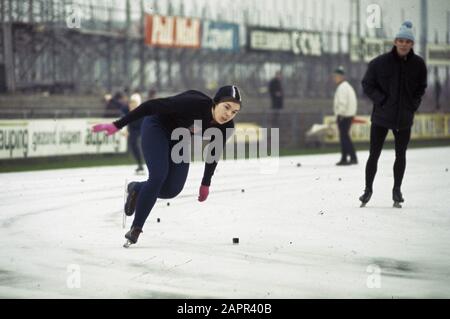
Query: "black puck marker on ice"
167 202 170 206
241 189 245 193
233 238 239 244
157 218 160 223
297 163 301 167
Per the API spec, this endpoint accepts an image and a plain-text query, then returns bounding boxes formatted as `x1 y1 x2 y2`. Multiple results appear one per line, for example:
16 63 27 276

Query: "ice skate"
393 188 404 208
135 166 145 175
124 182 139 216
123 226 143 248
359 189 373 207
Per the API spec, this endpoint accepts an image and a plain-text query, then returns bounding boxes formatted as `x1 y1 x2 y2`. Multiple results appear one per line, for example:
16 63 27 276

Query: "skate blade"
123 240 134 248
360 202 367 208
393 202 402 208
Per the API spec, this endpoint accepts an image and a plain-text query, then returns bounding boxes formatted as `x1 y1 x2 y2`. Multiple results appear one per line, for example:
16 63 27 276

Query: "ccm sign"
248 28 322 56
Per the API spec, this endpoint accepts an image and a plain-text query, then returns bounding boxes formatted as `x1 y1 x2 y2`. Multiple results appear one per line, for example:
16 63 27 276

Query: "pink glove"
92 123 119 136
198 185 210 202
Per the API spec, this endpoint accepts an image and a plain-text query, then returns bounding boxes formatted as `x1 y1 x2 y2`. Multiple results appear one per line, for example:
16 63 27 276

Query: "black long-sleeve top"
113 90 235 186
268 78 283 99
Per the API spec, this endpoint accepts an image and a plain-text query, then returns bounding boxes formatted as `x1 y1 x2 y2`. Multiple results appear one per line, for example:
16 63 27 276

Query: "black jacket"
113 90 235 186
269 78 283 98
104 98 128 118
362 46 427 129
268 78 283 109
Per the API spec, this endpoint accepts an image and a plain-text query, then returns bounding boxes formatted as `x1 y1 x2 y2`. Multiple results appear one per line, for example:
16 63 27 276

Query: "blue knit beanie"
395 21 415 42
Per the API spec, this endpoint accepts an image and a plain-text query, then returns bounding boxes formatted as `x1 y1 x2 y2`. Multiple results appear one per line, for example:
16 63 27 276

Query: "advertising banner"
322 114 450 143
248 27 322 56
0 119 127 159
248 27 292 52
291 31 322 56
145 14 201 48
427 44 450 66
202 20 240 51
350 37 392 62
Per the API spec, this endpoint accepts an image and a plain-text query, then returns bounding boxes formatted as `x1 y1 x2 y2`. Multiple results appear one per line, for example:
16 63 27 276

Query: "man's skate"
359 189 373 207
135 166 145 175
393 188 404 208
124 182 139 216
123 226 143 248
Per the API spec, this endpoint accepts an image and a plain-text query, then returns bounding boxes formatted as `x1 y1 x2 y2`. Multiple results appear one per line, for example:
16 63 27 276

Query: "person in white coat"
333 66 358 165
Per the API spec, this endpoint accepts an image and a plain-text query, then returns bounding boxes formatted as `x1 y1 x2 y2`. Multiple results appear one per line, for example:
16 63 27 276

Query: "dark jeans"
132 116 190 228
365 123 411 191
128 129 143 169
337 116 357 162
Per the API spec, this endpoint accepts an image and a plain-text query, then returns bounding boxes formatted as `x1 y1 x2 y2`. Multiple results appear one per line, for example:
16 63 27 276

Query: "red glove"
198 185 209 202
92 123 119 136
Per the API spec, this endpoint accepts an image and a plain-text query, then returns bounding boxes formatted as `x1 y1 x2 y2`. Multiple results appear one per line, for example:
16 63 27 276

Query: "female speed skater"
92 85 242 247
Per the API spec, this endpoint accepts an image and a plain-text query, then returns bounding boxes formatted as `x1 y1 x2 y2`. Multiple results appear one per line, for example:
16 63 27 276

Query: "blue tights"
132 116 190 228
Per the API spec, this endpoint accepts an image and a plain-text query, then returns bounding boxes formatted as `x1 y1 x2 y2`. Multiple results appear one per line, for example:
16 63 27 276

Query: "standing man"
128 90 144 174
269 71 284 110
104 92 128 117
434 74 441 111
269 71 283 128
333 66 358 166
359 21 427 208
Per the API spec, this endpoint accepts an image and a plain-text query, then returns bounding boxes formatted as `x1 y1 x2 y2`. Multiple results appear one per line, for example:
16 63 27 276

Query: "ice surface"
1 147 449 298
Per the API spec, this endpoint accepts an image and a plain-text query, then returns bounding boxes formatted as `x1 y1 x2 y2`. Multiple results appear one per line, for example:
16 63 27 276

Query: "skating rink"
1 147 449 298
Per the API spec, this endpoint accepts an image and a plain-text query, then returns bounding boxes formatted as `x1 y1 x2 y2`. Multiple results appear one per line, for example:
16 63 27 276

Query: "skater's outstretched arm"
113 90 210 129
92 90 211 135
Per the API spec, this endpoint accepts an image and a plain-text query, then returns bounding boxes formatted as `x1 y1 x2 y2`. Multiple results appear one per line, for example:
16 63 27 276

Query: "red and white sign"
145 14 201 48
